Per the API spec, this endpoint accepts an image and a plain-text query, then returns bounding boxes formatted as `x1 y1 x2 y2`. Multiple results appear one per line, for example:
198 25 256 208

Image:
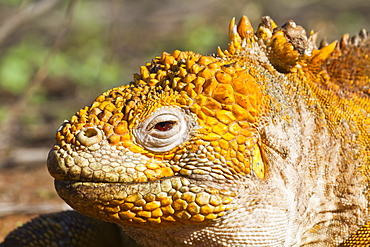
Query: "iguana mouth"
48 146 237 227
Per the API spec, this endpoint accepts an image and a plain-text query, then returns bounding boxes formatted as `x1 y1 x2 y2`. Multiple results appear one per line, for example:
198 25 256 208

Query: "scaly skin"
3 15 369 246
1 211 129 247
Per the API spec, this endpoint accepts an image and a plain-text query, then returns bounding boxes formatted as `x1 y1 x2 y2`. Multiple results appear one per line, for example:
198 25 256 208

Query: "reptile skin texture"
2 15 369 246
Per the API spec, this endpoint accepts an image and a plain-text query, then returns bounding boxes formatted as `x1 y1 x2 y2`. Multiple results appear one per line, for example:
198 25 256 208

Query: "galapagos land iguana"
1 15 370 247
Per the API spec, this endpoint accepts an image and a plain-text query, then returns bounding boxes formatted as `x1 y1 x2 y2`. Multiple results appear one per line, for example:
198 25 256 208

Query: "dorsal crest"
223 15 369 74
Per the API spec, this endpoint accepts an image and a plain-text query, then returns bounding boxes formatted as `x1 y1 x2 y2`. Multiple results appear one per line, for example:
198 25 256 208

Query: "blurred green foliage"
1 0 22 6
0 39 45 94
0 0 368 147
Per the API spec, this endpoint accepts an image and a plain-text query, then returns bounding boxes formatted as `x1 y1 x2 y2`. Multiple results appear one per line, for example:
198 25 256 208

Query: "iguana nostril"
76 127 102 147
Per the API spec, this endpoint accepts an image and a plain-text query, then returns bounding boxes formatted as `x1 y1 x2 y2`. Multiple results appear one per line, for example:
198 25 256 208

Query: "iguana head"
47 16 276 227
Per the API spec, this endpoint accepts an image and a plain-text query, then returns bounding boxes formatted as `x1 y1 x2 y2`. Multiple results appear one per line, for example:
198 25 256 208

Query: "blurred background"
0 0 369 241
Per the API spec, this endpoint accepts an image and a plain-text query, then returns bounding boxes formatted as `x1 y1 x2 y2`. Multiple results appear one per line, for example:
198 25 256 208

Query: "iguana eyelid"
133 106 193 152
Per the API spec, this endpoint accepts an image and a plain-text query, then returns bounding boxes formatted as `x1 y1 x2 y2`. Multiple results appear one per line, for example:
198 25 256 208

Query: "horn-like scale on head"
225 15 340 73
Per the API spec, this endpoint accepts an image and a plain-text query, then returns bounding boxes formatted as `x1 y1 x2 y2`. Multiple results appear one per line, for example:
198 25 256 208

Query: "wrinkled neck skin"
120 83 368 247
257 85 368 246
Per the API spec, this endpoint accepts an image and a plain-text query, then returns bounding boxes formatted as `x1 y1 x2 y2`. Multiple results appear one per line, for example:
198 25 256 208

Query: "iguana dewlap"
3 15 369 247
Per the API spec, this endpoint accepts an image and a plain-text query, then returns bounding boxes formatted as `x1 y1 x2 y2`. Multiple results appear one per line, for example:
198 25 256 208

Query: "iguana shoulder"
2 15 370 247
1 210 134 247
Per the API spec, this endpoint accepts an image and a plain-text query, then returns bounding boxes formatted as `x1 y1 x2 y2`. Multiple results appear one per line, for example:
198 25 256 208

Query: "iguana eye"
134 107 194 152
154 121 175 131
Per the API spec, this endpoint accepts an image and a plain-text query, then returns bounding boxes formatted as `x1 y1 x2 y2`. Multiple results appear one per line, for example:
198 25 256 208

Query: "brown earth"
0 156 67 242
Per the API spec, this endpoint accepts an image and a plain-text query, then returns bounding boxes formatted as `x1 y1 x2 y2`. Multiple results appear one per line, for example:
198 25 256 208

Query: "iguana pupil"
154 121 174 131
